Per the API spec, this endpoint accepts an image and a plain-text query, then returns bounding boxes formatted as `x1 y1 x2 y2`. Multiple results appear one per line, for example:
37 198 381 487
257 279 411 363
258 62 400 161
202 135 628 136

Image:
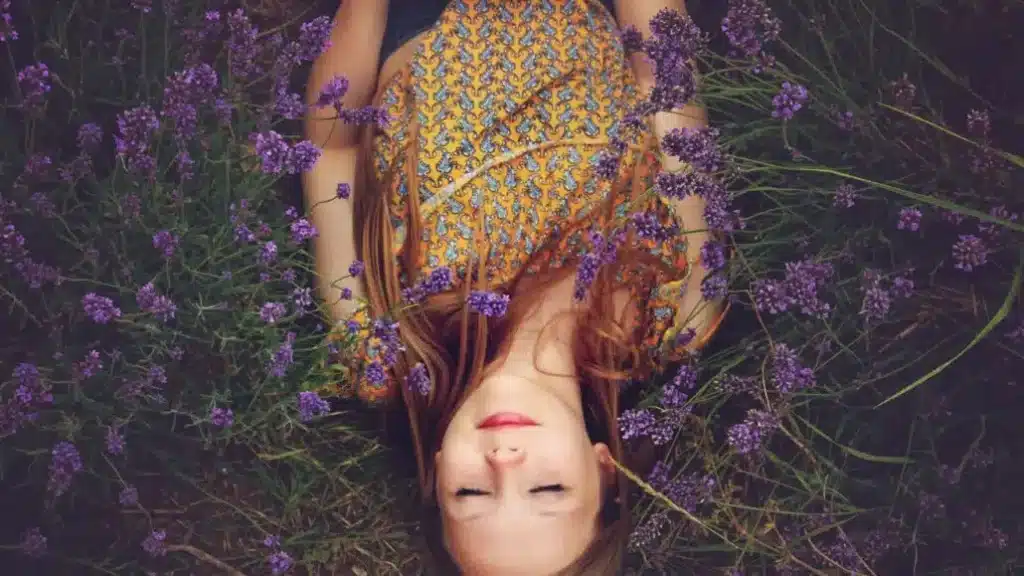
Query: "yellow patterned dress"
345 0 709 403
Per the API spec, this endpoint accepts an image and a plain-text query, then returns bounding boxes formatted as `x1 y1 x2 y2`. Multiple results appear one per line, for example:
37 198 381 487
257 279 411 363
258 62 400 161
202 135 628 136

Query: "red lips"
477 412 538 430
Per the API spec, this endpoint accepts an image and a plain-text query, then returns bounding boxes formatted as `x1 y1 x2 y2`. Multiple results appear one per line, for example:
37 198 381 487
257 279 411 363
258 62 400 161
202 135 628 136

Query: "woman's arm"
303 0 388 324
305 0 389 148
614 0 708 262
615 0 721 341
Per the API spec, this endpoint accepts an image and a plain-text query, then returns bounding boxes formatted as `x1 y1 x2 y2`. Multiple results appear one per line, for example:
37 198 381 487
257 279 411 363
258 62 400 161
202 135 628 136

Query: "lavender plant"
1 0 1021 574
1 1 418 573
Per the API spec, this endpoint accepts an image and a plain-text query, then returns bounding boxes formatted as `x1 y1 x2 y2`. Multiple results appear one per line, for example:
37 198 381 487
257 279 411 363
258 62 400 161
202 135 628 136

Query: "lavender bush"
1 0 1021 574
1 0 418 573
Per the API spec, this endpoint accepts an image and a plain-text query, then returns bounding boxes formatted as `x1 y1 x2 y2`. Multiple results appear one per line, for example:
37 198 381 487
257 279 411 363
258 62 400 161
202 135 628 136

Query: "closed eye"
455 488 489 497
530 484 565 493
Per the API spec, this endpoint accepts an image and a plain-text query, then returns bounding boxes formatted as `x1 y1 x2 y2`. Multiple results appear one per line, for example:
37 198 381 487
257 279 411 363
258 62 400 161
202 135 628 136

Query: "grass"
1 0 1021 574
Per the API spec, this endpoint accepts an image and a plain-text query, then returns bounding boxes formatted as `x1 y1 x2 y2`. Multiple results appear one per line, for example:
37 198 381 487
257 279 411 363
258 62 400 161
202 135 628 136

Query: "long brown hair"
352 74 666 574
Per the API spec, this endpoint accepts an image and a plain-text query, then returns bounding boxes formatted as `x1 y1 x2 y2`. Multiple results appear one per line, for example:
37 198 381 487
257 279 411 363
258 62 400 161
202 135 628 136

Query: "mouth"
477 412 538 430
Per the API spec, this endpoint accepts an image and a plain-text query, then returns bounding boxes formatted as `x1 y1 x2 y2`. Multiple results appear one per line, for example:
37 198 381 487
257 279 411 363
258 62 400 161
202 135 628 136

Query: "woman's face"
435 364 611 575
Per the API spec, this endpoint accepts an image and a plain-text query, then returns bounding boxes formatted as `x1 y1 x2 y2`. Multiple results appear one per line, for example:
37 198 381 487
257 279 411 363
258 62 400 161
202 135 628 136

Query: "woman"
302 0 725 573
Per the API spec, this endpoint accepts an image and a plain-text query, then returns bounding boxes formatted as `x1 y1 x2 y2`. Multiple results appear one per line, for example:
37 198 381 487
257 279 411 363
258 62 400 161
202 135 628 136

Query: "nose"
485 446 525 468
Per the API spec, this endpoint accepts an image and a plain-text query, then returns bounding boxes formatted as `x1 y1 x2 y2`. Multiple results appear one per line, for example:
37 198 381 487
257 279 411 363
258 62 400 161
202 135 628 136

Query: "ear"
592 442 615 485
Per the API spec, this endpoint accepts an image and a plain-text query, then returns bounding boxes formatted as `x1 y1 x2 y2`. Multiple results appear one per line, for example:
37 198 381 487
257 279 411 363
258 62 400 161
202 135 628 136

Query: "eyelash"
455 484 565 497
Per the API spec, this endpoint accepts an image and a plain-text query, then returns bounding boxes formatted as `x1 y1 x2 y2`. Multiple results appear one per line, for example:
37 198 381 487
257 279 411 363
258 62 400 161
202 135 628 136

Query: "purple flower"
268 332 296 378
315 75 350 110
121 193 142 219
833 184 856 208
210 406 234 428
891 275 914 299
293 16 333 62
767 259 832 318
1 223 27 263
1 0 18 43
234 224 256 244
162 63 219 141
618 408 656 440
17 62 52 110
364 360 387 387
662 365 697 408
832 109 855 131
771 344 815 393
660 127 723 173
574 229 624 301
106 425 125 455
131 0 152 13
647 461 716 513
402 266 454 303
136 282 177 322
14 257 61 288
338 105 391 127
653 171 698 200
619 25 643 53
897 207 922 232
337 182 351 199
142 530 167 557
640 9 706 110
15 362 40 388
405 363 431 396
268 550 293 575
260 302 287 324
48 441 83 497
119 485 139 507
152 230 179 259
289 218 318 243
20 527 46 558
468 290 511 318
860 284 892 323
721 0 782 62
259 241 278 265
593 150 621 181
726 409 780 454
293 287 313 310
348 259 365 277
82 293 122 324
979 205 1019 239
630 212 679 241
74 349 104 380
297 391 330 423
252 131 322 174
19 154 52 181
289 140 321 172
701 273 729 301
115 106 161 174
752 278 789 314
699 240 727 270
77 123 103 153
629 512 669 550
252 130 291 174
952 234 988 272
771 82 809 120
263 535 282 549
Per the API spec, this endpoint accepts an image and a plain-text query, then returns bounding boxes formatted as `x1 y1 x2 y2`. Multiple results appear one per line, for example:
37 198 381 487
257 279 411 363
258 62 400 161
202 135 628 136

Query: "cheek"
532 436 594 475
436 441 478 485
